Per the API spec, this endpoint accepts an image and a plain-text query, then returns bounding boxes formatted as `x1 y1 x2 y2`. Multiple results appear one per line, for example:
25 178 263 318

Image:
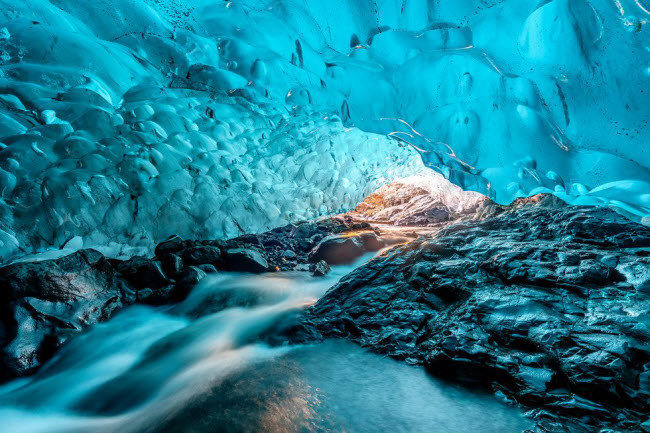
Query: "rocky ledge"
0 215 408 382
3 193 649 432
299 196 650 432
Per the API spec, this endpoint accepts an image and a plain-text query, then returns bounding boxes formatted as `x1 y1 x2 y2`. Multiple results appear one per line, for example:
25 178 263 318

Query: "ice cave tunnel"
0 1 649 432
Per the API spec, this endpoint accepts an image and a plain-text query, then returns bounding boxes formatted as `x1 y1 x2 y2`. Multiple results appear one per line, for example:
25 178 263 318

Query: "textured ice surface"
0 0 426 261
0 85 421 261
0 0 649 260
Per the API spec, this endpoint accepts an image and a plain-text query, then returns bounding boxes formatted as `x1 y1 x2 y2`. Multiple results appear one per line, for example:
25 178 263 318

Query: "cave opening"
0 1 649 432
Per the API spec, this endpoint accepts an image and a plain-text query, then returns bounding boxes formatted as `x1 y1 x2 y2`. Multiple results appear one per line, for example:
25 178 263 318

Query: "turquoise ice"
0 0 648 260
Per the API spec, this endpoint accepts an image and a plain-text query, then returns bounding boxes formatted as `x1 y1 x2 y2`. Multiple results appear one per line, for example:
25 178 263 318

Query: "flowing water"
0 253 531 433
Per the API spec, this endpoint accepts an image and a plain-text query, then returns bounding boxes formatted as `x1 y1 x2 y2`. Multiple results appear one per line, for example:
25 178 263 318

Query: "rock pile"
0 216 405 381
301 197 650 432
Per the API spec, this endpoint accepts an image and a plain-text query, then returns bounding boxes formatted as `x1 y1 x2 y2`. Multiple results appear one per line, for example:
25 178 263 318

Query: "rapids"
0 253 531 433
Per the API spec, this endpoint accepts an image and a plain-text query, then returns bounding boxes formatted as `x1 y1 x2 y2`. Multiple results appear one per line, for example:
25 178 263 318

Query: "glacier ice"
0 85 422 261
0 0 649 260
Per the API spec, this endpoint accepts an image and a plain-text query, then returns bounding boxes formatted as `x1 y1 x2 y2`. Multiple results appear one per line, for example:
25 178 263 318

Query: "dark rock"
140 285 175 305
170 266 207 301
349 221 372 230
309 236 364 265
309 260 330 277
233 234 262 246
223 248 268 273
154 234 186 257
115 256 169 289
159 253 183 279
197 264 218 274
308 234 324 245
301 201 650 432
0 249 125 380
263 238 284 249
0 249 117 302
179 265 207 285
179 245 222 267
136 288 155 303
292 222 317 238
360 232 385 251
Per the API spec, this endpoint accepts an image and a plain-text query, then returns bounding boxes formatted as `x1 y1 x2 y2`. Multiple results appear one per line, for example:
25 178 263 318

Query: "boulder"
292 222 318 238
360 232 385 251
0 249 118 302
309 260 330 277
136 286 174 305
223 248 268 273
154 234 186 257
159 253 183 279
179 245 222 267
115 256 169 290
0 249 127 380
170 266 207 301
197 264 218 274
309 236 364 265
302 200 650 432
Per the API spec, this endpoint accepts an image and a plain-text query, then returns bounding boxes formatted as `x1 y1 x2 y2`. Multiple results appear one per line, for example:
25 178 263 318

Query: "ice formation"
0 0 649 260
0 84 421 261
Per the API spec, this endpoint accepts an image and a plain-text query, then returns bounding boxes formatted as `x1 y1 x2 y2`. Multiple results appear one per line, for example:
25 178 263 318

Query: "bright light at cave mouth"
0 1 649 433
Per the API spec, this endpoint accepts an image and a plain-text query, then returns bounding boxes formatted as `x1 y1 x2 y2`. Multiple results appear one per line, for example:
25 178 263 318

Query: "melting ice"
0 0 649 262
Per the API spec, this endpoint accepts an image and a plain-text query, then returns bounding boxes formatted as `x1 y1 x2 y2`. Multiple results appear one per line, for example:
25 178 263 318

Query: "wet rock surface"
300 197 650 432
0 215 399 382
5 192 647 432
308 237 365 265
310 260 331 277
0 250 129 381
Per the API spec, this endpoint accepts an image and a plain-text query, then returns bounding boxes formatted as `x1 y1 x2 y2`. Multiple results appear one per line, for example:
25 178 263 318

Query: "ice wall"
0 0 425 261
0 0 649 259
203 0 650 215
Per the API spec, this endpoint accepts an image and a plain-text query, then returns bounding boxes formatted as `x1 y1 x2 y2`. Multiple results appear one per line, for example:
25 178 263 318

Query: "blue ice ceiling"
0 0 649 259
215 0 650 212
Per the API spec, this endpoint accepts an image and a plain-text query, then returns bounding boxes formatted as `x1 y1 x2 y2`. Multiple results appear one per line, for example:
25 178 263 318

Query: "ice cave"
0 1 648 432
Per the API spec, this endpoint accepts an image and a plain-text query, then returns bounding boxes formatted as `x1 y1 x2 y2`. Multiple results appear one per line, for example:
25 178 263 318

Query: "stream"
0 252 531 433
